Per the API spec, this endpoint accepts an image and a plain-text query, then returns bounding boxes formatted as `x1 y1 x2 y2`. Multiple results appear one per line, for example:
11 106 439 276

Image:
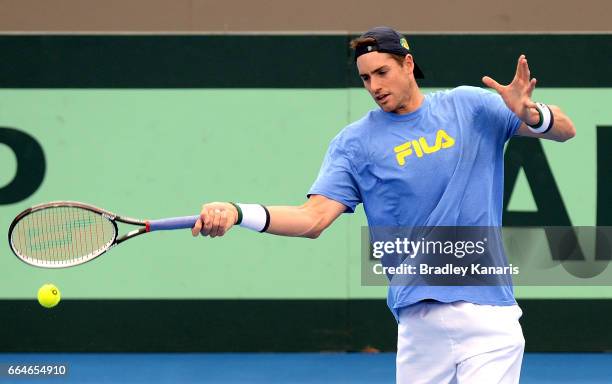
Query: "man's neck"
393 86 424 115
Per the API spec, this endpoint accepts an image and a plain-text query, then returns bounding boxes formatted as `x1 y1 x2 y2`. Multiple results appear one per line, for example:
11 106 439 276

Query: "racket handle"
147 215 200 231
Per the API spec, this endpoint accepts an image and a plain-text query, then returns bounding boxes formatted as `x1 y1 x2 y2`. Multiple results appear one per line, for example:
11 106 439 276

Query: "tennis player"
192 27 575 383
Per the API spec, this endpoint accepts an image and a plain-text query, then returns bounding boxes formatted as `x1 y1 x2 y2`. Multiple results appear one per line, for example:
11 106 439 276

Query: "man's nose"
370 79 381 94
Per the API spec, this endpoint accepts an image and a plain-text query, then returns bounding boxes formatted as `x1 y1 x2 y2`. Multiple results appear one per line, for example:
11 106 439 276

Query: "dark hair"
349 36 406 66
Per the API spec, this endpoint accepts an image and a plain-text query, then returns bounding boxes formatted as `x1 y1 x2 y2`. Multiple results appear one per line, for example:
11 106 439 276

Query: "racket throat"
116 227 147 244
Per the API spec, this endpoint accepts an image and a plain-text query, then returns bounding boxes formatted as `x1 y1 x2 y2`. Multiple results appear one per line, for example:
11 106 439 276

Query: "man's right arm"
265 195 347 238
191 194 346 239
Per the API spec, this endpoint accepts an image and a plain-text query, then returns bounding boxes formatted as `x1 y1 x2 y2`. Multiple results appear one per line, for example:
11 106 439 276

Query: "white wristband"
237 203 270 232
527 103 554 134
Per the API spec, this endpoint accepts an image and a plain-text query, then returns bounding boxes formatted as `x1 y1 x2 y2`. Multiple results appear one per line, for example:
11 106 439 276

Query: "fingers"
526 99 537 110
196 208 211 237
516 54 533 84
192 216 203 237
515 54 524 79
482 76 504 93
516 54 528 80
192 207 215 237
202 208 213 236
209 209 222 237
195 204 234 238
522 56 530 80
485 54 532 93
527 77 537 99
520 55 531 81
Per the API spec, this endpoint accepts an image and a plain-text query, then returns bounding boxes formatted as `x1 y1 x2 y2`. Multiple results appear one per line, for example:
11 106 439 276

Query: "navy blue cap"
354 26 424 79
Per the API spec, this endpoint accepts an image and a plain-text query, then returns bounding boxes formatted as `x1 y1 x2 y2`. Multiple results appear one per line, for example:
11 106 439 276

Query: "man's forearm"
547 105 576 142
259 195 346 238
518 104 576 142
264 205 329 238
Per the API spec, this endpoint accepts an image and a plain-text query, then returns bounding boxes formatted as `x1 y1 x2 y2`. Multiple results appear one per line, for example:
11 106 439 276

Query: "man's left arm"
482 54 576 142
515 105 575 142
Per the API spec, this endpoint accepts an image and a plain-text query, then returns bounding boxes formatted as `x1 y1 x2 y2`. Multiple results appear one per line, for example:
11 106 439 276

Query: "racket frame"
8 201 150 268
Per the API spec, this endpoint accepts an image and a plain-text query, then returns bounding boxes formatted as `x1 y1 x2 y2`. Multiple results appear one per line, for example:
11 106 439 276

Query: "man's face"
356 52 414 114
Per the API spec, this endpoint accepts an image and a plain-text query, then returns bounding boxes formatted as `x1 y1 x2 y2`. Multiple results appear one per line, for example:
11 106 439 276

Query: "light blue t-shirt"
308 86 522 321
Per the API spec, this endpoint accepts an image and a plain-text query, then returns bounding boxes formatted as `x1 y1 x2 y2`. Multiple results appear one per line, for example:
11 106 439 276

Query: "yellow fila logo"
394 129 455 166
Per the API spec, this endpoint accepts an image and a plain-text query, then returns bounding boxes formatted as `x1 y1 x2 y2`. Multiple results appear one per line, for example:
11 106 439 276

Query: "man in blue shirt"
192 27 575 383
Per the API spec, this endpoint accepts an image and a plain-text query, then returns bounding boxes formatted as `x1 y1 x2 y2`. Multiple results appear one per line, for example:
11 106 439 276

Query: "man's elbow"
297 199 343 239
304 223 327 239
305 230 322 239
303 217 331 239
556 124 576 142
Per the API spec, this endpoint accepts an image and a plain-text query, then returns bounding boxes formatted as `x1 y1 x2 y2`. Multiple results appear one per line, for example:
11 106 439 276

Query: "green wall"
1 35 611 352
1 88 611 299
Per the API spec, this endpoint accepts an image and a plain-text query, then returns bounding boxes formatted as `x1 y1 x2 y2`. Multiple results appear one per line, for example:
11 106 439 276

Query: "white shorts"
396 301 525 384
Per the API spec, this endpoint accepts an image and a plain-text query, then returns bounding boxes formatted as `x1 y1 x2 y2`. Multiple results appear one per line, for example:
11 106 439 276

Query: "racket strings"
11 207 116 266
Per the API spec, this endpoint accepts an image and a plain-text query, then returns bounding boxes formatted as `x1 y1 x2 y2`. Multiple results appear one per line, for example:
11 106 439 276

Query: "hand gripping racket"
8 201 199 268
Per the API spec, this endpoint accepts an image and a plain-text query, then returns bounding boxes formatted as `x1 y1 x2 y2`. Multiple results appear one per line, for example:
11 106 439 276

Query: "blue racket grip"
147 215 200 232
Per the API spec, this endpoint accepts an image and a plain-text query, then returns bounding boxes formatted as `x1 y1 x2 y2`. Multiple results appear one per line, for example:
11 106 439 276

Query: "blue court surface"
1 353 611 383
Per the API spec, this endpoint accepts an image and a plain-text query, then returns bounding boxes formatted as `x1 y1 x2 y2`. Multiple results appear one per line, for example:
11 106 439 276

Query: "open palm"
482 55 538 125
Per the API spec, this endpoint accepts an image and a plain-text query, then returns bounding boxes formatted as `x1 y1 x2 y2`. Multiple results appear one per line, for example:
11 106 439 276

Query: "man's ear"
404 54 415 73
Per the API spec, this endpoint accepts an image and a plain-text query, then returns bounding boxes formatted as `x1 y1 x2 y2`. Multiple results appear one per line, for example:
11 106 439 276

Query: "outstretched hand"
482 55 539 126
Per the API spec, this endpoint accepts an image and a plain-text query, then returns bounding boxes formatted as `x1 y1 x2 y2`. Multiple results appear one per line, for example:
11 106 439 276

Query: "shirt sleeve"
307 136 362 213
479 89 522 142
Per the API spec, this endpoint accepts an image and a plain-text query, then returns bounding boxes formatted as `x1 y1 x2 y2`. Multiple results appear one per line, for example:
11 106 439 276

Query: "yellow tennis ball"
37 283 61 308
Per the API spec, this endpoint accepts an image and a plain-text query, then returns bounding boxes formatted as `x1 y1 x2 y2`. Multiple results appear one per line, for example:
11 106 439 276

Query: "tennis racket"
8 201 199 268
